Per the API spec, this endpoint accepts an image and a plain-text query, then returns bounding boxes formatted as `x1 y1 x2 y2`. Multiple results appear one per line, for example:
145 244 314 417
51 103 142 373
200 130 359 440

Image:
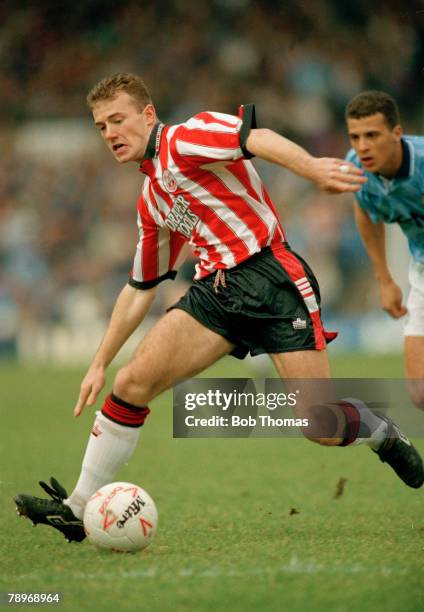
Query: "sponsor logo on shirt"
165 195 199 238
292 317 307 330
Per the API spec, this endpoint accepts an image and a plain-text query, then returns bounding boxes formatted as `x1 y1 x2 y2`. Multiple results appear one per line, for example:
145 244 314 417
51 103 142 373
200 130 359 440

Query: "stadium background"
1 0 423 364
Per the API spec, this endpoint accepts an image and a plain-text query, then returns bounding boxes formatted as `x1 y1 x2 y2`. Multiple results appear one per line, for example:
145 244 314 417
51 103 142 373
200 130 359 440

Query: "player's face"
93 92 157 163
347 113 403 177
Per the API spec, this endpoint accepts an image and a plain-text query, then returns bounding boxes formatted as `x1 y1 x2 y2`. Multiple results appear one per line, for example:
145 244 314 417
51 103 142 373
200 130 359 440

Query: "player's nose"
357 137 369 151
104 124 117 141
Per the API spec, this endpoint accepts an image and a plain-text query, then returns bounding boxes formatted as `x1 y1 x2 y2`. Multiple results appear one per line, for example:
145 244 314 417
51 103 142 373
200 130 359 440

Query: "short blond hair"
87 73 152 112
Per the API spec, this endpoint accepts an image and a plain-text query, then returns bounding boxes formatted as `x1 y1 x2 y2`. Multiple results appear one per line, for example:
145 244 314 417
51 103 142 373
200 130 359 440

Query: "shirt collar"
394 138 410 179
141 122 164 163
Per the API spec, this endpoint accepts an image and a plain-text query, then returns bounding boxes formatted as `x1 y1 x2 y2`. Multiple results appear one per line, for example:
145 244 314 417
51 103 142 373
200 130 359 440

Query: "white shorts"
404 258 424 336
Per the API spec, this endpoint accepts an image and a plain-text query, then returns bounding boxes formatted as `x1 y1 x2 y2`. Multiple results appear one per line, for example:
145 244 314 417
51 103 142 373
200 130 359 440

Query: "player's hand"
74 364 106 417
311 158 367 193
379 280 407 319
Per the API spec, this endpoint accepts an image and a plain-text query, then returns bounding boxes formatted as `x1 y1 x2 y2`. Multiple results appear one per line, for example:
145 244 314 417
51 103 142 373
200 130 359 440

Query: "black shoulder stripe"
240 103 257 159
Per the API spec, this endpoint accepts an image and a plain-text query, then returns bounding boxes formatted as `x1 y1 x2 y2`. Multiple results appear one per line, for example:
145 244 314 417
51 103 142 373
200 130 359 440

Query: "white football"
83 482 158 552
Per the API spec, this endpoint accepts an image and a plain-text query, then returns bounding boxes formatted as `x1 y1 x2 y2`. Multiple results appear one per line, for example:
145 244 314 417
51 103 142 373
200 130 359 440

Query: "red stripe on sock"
102 394 150 427
338 400 360 446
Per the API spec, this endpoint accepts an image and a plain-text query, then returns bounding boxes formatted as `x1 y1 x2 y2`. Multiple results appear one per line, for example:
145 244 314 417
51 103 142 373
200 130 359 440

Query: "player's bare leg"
404 336 424 410
270 349 344 445
271 348 332 378
271 348 424 488
15 310 235 540
66 310 233 513
113 308 235 405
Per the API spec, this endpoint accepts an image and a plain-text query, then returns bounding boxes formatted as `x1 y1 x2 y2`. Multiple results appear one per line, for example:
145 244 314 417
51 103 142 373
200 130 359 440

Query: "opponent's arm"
74 284 156 416
245 128 367 193
354 202 407 319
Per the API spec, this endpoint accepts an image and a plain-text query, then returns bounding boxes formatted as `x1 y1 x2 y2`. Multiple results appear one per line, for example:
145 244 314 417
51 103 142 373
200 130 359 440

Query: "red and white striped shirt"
129 104 287 289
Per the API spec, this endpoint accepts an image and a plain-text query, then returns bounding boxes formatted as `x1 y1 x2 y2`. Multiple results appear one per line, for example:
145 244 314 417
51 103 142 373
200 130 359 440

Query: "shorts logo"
163 169 178 193
292 317 306 330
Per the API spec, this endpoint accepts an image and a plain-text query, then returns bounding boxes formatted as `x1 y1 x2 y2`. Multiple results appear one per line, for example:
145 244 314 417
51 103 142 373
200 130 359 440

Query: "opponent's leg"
271 349 424 488
63 309 234 520
404 261 424 409
405 336 424 410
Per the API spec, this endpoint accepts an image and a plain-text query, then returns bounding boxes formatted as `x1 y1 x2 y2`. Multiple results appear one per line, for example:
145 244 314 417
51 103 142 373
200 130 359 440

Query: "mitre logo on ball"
83 482 158 552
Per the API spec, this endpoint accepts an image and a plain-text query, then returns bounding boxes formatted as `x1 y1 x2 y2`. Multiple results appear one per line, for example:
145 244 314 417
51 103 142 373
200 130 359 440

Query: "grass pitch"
1 354 423 612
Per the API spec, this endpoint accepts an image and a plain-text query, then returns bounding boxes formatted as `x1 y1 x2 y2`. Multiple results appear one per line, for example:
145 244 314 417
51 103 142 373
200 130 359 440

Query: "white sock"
343 398 388 449
365 419 388 450
64 411 141 519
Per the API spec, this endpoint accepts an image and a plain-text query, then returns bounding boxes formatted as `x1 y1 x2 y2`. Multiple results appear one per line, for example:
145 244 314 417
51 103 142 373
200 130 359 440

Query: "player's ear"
143 104 156 126
393 124 403 141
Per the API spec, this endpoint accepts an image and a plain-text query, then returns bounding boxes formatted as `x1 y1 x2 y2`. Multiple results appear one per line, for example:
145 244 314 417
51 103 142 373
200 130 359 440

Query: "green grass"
1 354 423 612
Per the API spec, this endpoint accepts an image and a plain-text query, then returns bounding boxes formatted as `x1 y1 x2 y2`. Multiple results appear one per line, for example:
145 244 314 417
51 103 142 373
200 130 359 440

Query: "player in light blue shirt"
345 91 424 406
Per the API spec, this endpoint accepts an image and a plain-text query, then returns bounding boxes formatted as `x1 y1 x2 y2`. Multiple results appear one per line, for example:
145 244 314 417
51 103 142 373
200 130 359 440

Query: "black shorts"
169 245 335 359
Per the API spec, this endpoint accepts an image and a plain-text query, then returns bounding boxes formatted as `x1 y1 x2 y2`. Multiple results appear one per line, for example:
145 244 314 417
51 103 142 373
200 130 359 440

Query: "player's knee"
407 380 424 410
114 366 155 406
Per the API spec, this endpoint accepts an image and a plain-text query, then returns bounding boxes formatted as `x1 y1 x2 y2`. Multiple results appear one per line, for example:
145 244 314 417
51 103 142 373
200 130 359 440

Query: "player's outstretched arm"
73 284 157 417
353 202 407 319
245 128 367 193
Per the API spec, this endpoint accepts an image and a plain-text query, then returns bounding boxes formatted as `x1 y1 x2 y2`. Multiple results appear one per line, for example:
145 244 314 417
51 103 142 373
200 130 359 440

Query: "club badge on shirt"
163 169 178 193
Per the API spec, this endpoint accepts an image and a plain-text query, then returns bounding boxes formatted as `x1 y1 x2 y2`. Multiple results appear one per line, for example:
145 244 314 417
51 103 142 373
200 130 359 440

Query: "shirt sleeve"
172 104 257 165
129 191 189 290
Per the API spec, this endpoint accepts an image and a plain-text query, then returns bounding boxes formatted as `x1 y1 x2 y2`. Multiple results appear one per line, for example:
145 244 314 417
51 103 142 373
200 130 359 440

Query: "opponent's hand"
379 280 407 319
74 364 106 417
310 158 367 193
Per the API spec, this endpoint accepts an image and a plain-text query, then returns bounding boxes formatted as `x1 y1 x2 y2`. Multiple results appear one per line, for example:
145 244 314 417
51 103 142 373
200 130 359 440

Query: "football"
83 482 158 552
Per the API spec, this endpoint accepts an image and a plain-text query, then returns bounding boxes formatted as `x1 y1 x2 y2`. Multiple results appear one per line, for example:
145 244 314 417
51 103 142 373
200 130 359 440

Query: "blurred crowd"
1 0 423 359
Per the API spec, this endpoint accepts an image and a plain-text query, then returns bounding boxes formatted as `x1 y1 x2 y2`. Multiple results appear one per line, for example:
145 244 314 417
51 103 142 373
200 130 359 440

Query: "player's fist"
380 280 407 319
311 158 367 194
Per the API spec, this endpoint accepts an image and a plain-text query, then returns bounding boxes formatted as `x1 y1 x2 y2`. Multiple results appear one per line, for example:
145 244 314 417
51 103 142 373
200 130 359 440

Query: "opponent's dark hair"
345 91 401 128
87 73 152 112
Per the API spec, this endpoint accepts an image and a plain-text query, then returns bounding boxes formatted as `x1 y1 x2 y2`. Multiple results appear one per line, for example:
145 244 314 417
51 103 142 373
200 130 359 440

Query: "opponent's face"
347 113 403 177
93 92 156 163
